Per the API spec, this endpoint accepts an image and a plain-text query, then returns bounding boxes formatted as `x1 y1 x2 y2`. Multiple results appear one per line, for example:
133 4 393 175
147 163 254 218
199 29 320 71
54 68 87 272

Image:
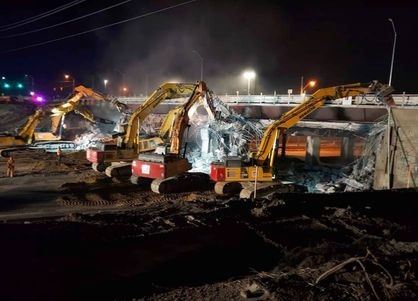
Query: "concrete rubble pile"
188 95 264 172
73 126 112 150
278 119 387 193
342 119 387 191
73 94 262 173
72 113 166 150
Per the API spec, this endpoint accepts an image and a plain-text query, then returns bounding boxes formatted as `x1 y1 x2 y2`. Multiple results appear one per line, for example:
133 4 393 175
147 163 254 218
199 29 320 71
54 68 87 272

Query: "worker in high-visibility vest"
6 156 15 177
56 146 63 166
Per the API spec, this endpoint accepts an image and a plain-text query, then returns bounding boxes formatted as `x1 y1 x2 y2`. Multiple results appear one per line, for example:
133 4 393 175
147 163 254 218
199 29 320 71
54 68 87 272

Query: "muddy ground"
0 150 417 301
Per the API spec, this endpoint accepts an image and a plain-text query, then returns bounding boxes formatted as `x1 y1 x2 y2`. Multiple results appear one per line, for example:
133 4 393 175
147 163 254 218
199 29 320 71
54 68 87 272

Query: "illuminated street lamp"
243 70 256 95
63 74 75 90
122 86 128 96
301 80 316 95
103 79 109 91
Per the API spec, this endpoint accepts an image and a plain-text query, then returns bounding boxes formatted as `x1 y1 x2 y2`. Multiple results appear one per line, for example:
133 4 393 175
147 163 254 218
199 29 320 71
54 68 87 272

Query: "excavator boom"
158 106 182 139
252 81 394 165
169 81 216 154
123 83 197 149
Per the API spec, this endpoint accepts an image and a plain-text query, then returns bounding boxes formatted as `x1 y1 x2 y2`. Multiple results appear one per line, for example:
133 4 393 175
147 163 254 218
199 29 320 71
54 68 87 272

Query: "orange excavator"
210 80 395 198
131 81 219 193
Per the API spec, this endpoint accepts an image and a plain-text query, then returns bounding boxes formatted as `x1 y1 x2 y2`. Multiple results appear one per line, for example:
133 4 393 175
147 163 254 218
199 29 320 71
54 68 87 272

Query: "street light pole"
192 50 203 81
386 18 396 189
388 18 397 86
243 70 256 95
300 76 304 95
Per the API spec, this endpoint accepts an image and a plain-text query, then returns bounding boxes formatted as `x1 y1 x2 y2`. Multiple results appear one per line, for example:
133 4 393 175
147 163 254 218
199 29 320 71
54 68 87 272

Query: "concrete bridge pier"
200 127 210 155
341 136 355 163
305 136 321 166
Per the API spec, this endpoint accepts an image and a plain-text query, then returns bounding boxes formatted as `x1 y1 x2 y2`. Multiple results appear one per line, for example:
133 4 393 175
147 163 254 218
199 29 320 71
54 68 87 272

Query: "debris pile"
276 160 350 193
187 95 264 172
343 118 387 191
273 119 387 193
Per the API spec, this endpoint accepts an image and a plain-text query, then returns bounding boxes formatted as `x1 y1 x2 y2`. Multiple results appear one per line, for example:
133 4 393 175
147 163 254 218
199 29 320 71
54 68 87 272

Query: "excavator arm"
123 82 198 149
159 106 182 139
16 108 45 143
47 85 117 135
0 108 45 153
50 85 109 119
252 81 395 166
169 81 216 154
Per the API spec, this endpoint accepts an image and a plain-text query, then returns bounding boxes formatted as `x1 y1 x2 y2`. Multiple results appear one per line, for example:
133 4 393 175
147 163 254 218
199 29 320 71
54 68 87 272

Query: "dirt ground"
0 150 417 301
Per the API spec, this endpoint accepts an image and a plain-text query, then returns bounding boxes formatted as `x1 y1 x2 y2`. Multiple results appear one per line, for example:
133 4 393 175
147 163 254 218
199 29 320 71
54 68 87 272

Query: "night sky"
1 0 417 97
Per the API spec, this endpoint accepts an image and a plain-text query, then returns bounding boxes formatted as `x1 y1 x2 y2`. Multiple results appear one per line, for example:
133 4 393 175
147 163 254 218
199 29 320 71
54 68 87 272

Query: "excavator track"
0 146 49 158
151 172 212 194
130 175 153 186
105 162 132 178
214 181 243 195
239 181 299 199
0 146 29 158
130 174 140 185
92 162 110 172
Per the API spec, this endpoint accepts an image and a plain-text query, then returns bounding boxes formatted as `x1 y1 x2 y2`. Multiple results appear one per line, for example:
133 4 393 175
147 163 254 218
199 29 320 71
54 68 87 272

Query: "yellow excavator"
86 82 201 177
131 81 220 193
0 85 115 157
210 80 395 198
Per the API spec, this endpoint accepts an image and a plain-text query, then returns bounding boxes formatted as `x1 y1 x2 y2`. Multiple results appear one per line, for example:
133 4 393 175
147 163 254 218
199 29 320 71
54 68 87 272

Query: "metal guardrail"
113 94 418 107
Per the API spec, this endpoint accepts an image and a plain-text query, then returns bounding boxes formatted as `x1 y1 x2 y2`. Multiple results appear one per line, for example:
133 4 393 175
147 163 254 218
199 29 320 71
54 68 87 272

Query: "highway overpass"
111 93 418 122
